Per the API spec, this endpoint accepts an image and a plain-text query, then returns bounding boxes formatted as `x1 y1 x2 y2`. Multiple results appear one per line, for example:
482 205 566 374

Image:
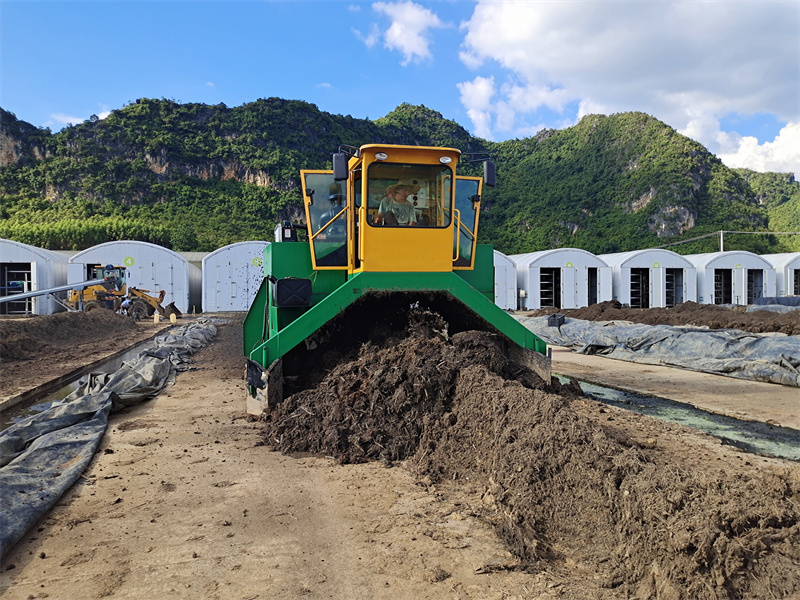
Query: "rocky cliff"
0 108 50 168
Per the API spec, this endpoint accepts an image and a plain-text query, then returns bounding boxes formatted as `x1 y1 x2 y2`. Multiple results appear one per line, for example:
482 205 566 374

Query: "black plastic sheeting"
753 296 800 307
515 315 800 387
748 297 800 314
0 319 217 557
747 304 800 314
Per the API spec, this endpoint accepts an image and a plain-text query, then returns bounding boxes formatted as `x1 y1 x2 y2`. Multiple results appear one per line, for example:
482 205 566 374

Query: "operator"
319 187 345 233
373 180 420 226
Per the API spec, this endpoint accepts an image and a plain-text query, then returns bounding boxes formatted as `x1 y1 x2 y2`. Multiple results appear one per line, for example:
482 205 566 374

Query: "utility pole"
719 230 724 252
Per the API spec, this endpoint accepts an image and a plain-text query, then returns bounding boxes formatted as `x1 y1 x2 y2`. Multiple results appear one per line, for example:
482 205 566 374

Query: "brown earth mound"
525 300 800 335
262 306 800 600
0 310 137 361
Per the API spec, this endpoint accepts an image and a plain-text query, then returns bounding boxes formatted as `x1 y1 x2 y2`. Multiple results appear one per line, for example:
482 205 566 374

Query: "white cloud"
352 23 381 48
372 1 445 65
717 122 800 177
317 82 332 89
206 81 215 88
457 75 496 138
47 104 111 128
49 113 86 126
458 0 799 173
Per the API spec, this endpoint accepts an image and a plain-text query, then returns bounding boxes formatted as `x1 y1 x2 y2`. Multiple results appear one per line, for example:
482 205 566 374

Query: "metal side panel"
242 277 269 357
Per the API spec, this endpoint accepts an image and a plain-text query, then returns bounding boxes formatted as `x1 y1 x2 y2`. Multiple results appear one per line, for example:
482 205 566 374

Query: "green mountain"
0 99 797 254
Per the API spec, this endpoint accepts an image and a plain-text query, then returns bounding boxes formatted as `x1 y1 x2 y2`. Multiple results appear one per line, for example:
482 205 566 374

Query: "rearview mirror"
483 160 496 187
333 153 349 181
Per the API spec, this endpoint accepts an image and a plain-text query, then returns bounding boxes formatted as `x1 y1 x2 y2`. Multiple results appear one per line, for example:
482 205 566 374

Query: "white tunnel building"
69 241 202 314
202 241 269 312
598 249 697 308
686 251 776 305
762 253 800 298
0 238 68 315
511 248 612 310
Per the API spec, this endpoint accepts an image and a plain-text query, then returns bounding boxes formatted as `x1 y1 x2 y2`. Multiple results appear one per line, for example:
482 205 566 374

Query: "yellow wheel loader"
66 265 127 312
67 264 181 319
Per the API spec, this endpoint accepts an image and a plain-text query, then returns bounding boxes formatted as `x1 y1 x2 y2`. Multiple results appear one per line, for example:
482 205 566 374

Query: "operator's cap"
328 183 344 201
387 179 421 194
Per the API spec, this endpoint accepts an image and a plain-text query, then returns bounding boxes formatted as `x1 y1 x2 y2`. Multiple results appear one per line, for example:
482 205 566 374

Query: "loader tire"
129 300 149 321
83 300 101 313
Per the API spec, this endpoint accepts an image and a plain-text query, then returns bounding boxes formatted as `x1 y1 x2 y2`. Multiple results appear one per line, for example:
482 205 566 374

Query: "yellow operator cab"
301 144 485 274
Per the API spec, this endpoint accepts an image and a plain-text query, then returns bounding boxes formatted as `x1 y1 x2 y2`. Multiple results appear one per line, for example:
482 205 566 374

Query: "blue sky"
1 0 798 176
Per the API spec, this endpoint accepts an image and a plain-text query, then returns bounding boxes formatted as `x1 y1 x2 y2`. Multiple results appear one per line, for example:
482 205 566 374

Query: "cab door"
301 170 349 270
453 177 481 269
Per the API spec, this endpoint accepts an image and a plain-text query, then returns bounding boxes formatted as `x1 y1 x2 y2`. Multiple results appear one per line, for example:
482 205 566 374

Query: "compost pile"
0 310 166 401
526 300 800 336
263 305 800 600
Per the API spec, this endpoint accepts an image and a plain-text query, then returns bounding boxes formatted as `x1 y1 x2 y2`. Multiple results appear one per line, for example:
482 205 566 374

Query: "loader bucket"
164 302 182 319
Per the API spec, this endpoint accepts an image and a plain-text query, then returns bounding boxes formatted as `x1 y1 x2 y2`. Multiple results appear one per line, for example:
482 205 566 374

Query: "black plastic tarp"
753 296 800 307
515 315 800 387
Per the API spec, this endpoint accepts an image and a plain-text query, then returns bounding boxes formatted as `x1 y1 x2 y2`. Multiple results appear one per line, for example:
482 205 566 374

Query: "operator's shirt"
377 197 417 226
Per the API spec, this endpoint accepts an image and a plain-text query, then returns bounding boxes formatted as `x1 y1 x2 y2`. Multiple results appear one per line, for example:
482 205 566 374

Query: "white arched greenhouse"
598 249 697 308
511 248 612 310
202 241 269 312
685 251 776 305
0 239 68 315
69 241 202 314
762 253 800 298
493 250 517 310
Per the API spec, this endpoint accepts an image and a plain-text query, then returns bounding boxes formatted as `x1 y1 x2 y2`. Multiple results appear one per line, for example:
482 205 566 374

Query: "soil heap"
0 310 137 361
262 305 800 600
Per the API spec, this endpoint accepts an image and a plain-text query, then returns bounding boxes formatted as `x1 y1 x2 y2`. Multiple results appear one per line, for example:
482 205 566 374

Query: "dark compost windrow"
262 302 800 600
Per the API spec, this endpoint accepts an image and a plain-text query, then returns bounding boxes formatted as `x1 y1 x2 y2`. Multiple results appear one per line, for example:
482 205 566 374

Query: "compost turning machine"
243 143 550 415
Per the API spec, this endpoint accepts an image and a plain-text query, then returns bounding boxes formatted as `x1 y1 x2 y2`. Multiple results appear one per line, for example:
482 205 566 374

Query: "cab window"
367 163 452 228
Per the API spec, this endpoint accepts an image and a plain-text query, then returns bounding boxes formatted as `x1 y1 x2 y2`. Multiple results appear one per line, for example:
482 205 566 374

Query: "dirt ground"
1 305 799 599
